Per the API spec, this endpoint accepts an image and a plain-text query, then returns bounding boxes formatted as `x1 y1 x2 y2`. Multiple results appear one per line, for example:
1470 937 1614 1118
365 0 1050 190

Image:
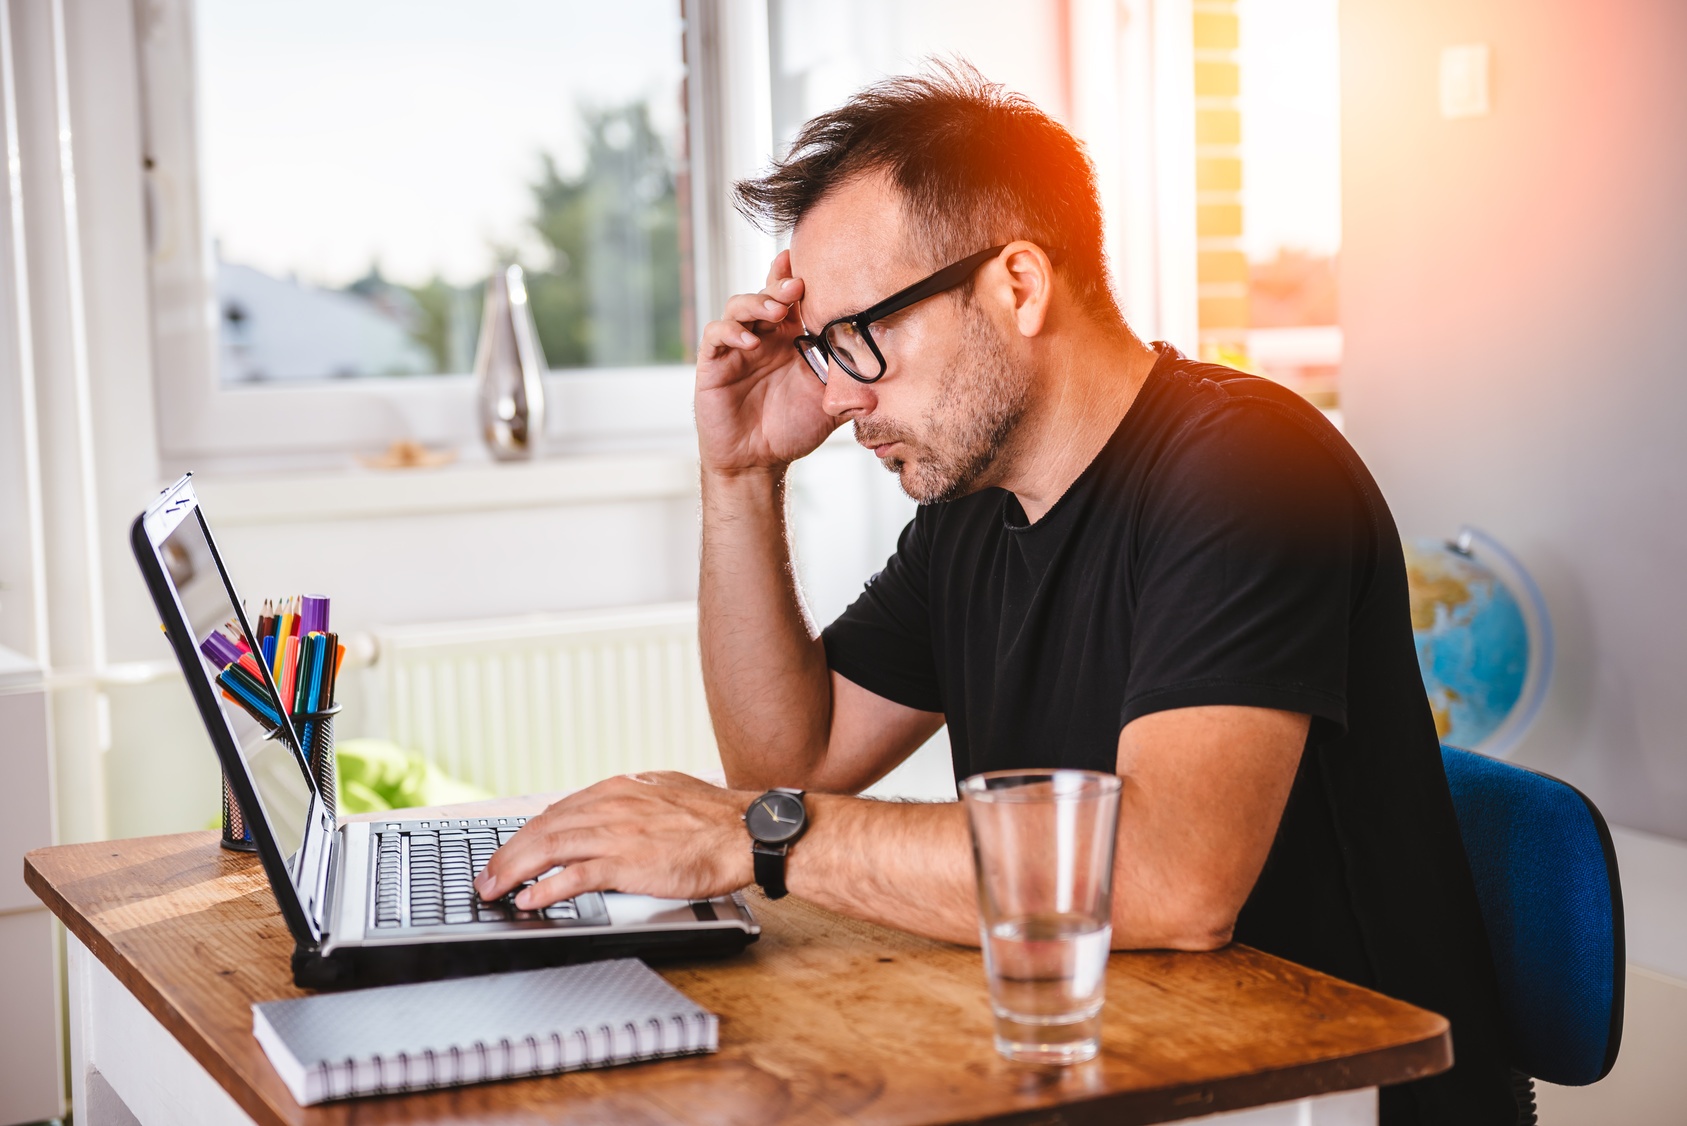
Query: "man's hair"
734 61 1123 325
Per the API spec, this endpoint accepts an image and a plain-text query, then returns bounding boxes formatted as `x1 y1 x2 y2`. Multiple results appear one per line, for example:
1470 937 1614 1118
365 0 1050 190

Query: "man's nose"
821 369 877 420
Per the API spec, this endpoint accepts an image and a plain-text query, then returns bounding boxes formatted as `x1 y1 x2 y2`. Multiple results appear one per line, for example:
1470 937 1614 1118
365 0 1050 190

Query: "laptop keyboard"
370 816 605 930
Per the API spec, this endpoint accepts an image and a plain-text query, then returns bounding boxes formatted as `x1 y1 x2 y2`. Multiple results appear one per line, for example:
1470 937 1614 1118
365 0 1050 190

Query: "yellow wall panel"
1194 12 1240 51
1197 203 1244 238
1196 109 1241 146
1199 295 1250 330
1197 156 1243 192
1198 250 1249 284
1195 61 1241 99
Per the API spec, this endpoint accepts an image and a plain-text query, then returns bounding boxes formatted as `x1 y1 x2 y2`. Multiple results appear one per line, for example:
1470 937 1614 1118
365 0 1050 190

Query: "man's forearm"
699 466 832 787
784 790 1244 953
786 795 981 945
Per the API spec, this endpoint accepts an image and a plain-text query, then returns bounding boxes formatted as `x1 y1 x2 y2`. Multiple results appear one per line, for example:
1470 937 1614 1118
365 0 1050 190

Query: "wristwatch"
742 787 808 899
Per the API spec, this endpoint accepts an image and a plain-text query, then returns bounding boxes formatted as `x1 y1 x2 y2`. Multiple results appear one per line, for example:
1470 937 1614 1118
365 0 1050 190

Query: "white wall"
1339 2 1687 1117
1340 0 1687 839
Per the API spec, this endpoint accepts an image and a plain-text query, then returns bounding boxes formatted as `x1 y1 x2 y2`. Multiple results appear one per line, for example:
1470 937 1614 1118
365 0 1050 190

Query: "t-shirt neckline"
999 342 1184 533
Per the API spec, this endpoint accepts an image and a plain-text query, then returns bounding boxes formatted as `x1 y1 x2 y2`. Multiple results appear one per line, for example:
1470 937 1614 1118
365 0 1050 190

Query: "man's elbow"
1114 896 1240 952
1155 920 1234 952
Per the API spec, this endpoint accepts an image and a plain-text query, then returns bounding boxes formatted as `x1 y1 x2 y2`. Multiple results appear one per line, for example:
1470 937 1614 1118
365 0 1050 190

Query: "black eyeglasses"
793 244 1007 385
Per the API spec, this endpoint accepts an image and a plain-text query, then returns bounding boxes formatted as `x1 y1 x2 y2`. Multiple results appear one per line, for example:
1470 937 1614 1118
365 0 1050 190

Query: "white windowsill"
190 446 701 527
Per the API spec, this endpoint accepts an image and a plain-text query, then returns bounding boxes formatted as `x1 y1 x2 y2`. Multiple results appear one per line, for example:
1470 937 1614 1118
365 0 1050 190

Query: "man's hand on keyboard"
473 772 755 909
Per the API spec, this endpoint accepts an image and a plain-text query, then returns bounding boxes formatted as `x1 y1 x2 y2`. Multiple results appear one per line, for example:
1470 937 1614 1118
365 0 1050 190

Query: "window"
1198 0 1341 408
767 1 1070 163
138 1 1330 467
138 0 698 465
197 0 687 384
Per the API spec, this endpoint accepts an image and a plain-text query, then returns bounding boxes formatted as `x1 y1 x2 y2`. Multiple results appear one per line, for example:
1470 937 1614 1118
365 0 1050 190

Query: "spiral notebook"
252 959 718 1105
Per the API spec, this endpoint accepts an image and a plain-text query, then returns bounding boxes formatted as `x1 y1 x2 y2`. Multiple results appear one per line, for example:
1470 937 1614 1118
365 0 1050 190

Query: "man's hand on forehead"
701 251 804 358
693 250 838 475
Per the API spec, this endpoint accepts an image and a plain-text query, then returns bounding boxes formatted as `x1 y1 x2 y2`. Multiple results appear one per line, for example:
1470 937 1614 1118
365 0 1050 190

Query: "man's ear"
992 241 1055 339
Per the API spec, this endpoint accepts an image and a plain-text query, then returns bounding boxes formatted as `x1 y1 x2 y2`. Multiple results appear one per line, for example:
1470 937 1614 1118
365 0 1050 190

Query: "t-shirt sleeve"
820 512 945 713
1121 403 1360 734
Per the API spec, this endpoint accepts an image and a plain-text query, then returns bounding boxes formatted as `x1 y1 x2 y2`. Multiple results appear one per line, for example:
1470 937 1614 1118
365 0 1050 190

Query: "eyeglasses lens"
798 339 830 384
823 321 883 381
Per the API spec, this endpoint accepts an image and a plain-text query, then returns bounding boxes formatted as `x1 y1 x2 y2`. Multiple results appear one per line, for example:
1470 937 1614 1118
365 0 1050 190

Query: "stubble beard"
854 301 1032 504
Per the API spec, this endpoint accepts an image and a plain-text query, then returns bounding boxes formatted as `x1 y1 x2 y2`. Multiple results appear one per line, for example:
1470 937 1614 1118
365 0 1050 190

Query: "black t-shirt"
823 345 1516 1124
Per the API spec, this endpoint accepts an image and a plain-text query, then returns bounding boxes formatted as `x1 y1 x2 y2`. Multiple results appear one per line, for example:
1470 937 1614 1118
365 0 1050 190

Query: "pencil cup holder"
219 703 344 851
220 770 255 852
295 704 343 819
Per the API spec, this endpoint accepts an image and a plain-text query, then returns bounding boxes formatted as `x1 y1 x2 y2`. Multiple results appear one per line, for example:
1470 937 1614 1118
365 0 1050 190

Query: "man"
478 68 1515 1123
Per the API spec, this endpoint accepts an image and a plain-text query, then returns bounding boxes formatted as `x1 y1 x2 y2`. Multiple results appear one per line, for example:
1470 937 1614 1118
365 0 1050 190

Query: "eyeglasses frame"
793 243 1010 385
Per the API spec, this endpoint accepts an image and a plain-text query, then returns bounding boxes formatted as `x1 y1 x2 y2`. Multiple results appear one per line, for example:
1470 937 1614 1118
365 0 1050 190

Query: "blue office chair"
1440 745 1625 1123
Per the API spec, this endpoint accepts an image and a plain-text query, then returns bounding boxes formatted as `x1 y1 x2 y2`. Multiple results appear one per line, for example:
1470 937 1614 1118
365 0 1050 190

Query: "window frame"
135 0 747 469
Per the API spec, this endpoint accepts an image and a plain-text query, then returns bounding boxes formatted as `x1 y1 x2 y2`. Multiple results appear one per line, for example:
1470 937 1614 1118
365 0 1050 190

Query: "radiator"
362 603 720 796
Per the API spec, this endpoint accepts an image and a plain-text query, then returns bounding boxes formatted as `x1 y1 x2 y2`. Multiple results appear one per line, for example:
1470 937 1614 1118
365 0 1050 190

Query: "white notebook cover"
252 959 718 1105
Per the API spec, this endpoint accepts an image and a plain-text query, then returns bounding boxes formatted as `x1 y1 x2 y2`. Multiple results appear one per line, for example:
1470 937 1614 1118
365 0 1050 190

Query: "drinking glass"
961 769 1122 1065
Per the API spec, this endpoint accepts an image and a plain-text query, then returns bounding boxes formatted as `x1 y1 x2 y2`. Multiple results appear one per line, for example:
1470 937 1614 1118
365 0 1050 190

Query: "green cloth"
334 739 492 813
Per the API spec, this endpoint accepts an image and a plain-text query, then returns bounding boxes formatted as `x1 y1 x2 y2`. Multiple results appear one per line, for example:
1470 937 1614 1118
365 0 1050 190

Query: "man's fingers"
514 861 613 910
477 825 590 899
723 289 798 328
700 274 804 360
768 275 803 304
699 317 762 359
764 248 792 288
756 251 805 310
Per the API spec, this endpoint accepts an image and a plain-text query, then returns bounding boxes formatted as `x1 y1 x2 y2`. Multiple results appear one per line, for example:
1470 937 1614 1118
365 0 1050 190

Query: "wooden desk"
26 807 1450 1125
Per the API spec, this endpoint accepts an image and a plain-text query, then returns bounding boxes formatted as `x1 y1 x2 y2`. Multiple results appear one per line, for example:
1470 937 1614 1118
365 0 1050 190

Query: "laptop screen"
156 504 316 872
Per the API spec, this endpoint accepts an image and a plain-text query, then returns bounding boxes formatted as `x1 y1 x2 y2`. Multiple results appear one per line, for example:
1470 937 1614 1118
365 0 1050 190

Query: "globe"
1403 528 1554 756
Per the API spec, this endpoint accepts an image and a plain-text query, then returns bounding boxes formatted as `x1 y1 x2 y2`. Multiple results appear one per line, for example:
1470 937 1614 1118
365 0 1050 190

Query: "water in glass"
983 912 1112 1064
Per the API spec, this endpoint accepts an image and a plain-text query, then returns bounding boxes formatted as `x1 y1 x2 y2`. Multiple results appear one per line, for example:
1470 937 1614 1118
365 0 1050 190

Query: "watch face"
745 791 805 844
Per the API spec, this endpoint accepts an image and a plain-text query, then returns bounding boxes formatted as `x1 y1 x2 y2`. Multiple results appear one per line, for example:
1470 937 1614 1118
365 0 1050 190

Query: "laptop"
132 474 759 989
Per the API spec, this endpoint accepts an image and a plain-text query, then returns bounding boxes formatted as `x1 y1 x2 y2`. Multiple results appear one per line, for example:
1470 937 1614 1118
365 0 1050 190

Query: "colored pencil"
296 633 324 762
311 634 330 711
300 595 330 637
326 636 344 703
300 632 315 712
218 667 282 729
279 635 301 715
221 624 250 655
199 630 242 669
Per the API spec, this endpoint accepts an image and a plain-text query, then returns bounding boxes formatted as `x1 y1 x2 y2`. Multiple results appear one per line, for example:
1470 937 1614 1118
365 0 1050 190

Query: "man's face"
788 175 1031 503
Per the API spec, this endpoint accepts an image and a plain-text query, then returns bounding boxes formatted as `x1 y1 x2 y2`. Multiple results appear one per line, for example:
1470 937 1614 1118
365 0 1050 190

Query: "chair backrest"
1440 745 1625 1086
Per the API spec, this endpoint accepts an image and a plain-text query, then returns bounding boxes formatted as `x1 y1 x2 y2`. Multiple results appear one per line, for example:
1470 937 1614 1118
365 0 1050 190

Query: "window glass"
767 1 1070 200
1236 0 1342 408
196 0 687 382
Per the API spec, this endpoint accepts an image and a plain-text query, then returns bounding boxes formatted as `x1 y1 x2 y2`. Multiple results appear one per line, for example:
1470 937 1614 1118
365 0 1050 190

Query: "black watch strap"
752 843 791 899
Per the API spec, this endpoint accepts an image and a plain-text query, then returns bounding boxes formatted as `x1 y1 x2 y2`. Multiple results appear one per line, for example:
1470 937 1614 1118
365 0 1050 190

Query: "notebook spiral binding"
309 1010 715 1097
